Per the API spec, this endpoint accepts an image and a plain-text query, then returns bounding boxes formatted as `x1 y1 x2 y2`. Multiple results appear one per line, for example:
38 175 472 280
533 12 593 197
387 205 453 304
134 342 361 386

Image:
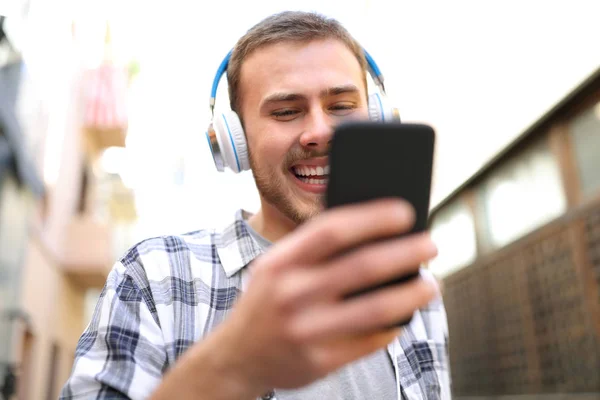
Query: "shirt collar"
215 209 264 278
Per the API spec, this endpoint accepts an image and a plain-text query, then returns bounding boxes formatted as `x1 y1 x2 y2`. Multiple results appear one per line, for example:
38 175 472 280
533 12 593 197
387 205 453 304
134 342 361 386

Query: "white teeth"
293 165 331 177
308 178 315 184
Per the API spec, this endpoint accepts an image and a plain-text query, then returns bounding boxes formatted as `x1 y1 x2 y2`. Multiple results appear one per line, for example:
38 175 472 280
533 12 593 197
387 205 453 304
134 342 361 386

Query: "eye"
329 102 356 115
271 109 301 121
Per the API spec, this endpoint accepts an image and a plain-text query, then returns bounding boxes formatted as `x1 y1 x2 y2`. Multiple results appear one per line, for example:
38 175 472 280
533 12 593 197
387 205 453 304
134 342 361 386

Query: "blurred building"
0 13 137 400
429 67 600 398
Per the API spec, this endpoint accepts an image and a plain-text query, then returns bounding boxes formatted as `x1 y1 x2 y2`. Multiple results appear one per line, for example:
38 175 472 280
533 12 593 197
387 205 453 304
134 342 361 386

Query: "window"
45 343 59 400
479 139 566 249
569 100 600 199
76 163 89 214
428 199 477 278
16 330 34 400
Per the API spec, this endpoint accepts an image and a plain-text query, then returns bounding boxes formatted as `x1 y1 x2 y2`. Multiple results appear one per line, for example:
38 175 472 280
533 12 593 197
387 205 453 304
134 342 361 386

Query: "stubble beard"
249 147 325 225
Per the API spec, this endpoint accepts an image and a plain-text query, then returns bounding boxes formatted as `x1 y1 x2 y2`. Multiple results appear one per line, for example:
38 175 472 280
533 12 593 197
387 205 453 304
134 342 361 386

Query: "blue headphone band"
209 48 385 115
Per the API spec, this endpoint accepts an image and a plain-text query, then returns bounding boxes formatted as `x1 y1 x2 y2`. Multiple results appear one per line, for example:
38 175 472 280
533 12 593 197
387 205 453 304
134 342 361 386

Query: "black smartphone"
326 121 435 325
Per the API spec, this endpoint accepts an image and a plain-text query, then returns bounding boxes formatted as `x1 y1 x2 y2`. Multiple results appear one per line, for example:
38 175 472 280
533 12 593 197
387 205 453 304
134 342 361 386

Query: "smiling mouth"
290 165 330 185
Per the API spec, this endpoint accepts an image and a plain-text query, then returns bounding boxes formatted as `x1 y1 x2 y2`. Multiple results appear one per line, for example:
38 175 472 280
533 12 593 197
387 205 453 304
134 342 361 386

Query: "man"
61 11 450 400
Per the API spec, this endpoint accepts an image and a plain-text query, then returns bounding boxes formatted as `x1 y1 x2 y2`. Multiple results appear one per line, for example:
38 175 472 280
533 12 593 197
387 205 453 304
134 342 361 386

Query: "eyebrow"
324 84 360 97
260 84 361 108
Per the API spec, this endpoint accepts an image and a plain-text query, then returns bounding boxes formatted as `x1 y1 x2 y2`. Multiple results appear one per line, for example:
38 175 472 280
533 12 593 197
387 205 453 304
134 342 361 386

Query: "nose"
299 108 333 150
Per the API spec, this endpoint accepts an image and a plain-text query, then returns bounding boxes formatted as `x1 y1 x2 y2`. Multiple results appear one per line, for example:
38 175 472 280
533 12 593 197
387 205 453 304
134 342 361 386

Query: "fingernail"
427 235 439 255
396 200 414 222
429 240 439 255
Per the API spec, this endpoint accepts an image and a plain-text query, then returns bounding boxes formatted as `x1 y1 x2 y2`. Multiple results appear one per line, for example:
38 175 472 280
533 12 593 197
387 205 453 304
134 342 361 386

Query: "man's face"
239 39 369 224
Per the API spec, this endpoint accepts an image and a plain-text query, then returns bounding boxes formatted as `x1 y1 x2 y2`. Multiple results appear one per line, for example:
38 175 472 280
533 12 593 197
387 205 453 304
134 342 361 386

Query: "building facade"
0 12 137 399
429 68 600 398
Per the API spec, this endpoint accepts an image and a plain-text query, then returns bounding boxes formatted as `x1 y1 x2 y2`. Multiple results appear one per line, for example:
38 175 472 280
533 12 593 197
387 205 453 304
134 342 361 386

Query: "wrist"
192 323 270 399
151 323 268 400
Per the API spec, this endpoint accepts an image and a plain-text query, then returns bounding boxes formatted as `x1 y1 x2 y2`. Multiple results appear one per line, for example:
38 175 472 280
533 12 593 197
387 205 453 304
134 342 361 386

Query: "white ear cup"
368 92 397 122
213 111 250 173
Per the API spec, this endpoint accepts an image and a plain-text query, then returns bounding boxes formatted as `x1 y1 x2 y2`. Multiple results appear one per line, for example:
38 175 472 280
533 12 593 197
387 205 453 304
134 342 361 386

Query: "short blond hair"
227 11 368 115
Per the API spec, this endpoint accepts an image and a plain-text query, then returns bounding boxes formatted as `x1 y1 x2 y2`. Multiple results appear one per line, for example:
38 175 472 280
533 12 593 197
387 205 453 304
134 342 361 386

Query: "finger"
291 277 438 341
323 232 438 297
264 198 415 271
273 233 437 309
310 329 401 374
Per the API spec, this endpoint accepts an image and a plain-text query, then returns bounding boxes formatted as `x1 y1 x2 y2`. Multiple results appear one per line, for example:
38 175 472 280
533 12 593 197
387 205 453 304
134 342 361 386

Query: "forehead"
238 39 365 104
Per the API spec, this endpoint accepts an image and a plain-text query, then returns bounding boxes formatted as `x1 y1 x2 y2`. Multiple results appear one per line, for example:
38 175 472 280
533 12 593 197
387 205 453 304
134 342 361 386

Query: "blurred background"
0 0 599 399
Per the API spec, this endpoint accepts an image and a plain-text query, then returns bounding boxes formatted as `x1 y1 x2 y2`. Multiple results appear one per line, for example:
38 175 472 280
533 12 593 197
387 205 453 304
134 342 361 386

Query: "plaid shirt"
60 210 451 400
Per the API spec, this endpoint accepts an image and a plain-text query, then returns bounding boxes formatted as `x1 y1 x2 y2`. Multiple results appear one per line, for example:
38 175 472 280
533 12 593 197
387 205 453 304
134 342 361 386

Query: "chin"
254 167 325 224
288 199 325 224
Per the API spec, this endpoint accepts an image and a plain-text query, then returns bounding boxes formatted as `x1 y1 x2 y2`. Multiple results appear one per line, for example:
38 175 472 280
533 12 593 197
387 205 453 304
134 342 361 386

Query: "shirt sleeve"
59 261 167 400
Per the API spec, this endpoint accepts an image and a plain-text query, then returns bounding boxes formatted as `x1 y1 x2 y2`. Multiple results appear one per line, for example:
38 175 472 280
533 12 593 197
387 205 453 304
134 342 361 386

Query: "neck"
247 196 298 243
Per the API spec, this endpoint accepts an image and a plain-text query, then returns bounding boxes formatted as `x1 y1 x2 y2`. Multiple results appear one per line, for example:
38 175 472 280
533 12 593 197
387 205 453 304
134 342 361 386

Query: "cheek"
351 106 370 121
250 126 297 167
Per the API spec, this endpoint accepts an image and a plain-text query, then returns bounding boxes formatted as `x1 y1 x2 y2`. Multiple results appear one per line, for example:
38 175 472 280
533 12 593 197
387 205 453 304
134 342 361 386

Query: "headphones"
206 48 399 173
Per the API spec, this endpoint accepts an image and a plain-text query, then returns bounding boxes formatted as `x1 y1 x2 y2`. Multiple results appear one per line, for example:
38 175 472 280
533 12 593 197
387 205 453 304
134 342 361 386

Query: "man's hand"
217 199 438 391
152 199 439 400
